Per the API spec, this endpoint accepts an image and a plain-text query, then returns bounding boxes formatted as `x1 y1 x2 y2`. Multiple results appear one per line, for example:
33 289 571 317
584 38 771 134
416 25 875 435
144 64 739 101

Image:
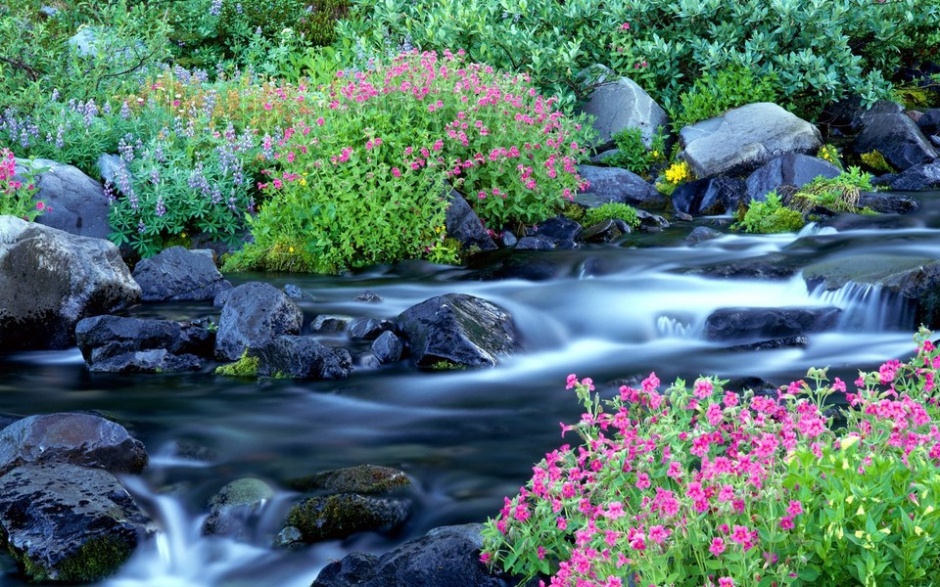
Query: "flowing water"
2 192 940 586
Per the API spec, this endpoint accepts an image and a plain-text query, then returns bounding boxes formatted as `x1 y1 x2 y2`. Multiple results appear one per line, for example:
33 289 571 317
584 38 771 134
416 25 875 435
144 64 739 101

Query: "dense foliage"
482 329 940 586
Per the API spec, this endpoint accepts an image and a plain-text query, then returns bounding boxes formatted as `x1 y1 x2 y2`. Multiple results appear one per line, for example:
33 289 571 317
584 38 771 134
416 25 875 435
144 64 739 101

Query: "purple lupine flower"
120 101 132 119
155 198 166 217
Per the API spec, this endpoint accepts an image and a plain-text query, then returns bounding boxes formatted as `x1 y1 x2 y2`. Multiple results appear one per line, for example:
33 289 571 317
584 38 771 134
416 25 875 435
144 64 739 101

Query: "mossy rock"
286 464 412 494
215 353 260 377
286 493 410 543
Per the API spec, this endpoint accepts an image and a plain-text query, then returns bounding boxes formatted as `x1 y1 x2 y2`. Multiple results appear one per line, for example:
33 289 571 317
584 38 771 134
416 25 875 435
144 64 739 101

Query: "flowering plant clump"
226 50 591 274
0 148 48 221
481 327 940 587
656 159 695 196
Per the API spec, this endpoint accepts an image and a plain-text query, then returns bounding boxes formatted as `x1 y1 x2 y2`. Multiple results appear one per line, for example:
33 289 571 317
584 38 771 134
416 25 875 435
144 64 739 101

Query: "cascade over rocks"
396 293 520 369
803 255 940 329
14 158 112 240
575 165 666 210
578 76 669 150
254 335 352 380
671 177 748 216
0 412 149 477
215 282 304 361
0 463 152 583
131 246 232 302
848 100 938 170
745 153 842 201
0 217 140 350
203 478 276 539
705 307 843 345
678 103 823 178
311 523 507 587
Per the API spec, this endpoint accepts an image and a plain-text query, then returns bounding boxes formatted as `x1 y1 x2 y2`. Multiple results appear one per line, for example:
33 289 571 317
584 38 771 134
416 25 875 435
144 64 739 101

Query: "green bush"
790 167 873 215
606 126 666 177
335 0 940 118
674 64 778 129
734 191 806 234
224 50 592 274
581 202 640 229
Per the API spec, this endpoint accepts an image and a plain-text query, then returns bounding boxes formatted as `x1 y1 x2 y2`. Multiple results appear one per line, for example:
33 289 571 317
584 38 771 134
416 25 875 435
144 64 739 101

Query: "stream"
2 192 940 586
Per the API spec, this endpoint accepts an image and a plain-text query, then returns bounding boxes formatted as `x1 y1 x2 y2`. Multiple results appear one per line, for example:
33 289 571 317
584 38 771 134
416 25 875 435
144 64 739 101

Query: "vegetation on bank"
482 329 940 586
1 0 938 259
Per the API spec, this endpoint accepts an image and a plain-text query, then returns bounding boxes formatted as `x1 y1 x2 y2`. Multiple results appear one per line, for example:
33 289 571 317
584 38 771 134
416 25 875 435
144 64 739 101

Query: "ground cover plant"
481 328 940 586
335 0 940 120
224 50 592 274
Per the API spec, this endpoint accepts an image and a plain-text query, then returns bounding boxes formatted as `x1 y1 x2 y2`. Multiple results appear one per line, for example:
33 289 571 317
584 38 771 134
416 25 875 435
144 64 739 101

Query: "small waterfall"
101 478 325 587
808 281 913 332
655 315 696 338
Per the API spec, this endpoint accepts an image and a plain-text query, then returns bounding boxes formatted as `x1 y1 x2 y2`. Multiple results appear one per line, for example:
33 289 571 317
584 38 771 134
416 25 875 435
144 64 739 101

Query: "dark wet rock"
519 216 581 250
348 318 394 340
309 315 350 334
688 256 800 280
88 349 202 373
803 255 940 329
578 77 669 150
850 100 938 170
75 314 214 364
311 523 505 587
857 191 919 214
575 165 667 210
355 290 383 303
745 153 841 201
446 191 497 253
215 282 304 361
686 226 723 245
286 464 412 494
131 246 231 302
0 217 140 351
636 209 669 230
396 294 520 369
580 218 631 242
14 158 111 240
0 413 148 477
672 177 748 216
918 108 940 136
705 307 842 343
371 331 404 364
499 230 517 248
0 463 152 583
286 493 410 543
254 335 352 380
203 478 276 539
679 103 823 178
871 161 940 191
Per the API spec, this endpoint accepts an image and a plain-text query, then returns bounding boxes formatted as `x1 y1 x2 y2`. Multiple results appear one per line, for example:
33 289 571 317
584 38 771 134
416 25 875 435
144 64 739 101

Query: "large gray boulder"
0 412 148 477
803 255 940 329
312 524 505 587
575 165 667 210
679 103 823 178
131 246 231 302
850 100 938 171
215 282 304 361
871 161 940 192
745 153 842 201
705 307 842 344
579 77 669 150
396 293 520 369
0 217 140 350
671 177 747 216
0 463 151 583
75 314 214 364
14 158 111 240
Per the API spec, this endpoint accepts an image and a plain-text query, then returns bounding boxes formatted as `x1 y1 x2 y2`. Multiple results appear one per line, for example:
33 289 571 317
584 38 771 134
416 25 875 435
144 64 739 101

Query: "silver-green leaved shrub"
334 0 940 119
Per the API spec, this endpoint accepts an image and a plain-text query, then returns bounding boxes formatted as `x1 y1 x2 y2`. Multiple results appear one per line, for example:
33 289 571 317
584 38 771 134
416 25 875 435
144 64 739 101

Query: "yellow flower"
846 495 855 504
856 505 865 516
927 505 936 515
915 526 924 536
288 246 295 254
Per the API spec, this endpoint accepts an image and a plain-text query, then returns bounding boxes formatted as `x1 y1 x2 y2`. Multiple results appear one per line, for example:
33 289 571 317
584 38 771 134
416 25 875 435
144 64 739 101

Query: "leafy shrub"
225 50 591 274
734 191 806 234
606 126 666 177
674 64 778 129
481 329 940 586
335 0 940 118
0 148 47 221
581 202 639 229
0 0 171 110
790 167 873 215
